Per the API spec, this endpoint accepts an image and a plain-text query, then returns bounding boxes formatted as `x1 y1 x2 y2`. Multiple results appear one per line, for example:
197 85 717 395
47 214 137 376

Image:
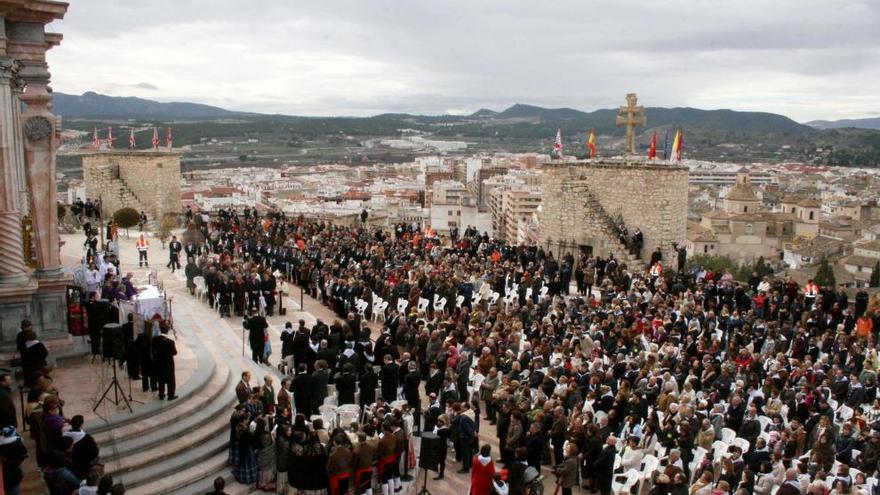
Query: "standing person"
152 325 178 400
555 443 579 495
63 415 99 480
245 310 268 364
137 323 157 393
184 257 200 295
470 444 496 495
136 234 150 267
0 374 17 429
138 210 147 231
167 235 182 273
403 361 421 431
0 426 27 495
280 322 295 373
20 328 48 388
380 354 400 402
457 403 477 474
593 436 617 495
433 416 450 480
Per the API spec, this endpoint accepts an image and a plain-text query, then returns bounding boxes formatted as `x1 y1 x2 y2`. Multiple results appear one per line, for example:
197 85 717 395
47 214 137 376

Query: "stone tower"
538 158 688 265
82 151 182 221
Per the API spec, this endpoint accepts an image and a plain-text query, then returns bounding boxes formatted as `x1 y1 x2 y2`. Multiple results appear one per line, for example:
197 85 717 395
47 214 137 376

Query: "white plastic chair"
757 415 771 432
733 437 751 453
612 468 640 495
489 291 500 305
712 440 730 463
721 427 737 444
433 296 447 313
397 298 408 313
455 295 465 308
417 297 429 313
838 405 854 422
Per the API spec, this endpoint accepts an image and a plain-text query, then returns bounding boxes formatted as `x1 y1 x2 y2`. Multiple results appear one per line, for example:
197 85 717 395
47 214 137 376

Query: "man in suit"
152 325 178 400
380 354 400 402
167 235 182 272
235 371 252 404
403 361 422 432
335 363 357 406
593 436 617 495
291 364 314 416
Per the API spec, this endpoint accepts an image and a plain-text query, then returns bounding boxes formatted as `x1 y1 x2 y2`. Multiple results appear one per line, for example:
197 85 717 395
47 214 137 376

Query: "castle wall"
539 159 688 264
82 152 182 221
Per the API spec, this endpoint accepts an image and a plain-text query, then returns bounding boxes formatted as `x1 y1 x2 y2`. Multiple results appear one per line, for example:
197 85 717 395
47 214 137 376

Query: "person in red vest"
136 234 150 267
470 444 496 495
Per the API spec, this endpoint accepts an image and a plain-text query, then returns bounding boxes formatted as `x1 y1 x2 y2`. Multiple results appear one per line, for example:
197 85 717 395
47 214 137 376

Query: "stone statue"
616 93 646 155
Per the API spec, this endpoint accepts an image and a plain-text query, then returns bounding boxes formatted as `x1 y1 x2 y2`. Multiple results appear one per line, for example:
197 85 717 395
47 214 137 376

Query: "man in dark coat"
137 322 157 392
403 361 422 432
335 363 357 406
380 355 400 402
593 437 617 495
291 365 314 415
359 366 379 408
245 311 268 364
152 326 178 400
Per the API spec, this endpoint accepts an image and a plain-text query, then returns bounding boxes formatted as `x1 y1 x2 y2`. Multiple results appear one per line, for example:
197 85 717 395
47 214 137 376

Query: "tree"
113 207 140 238
753 256 774 278
814 257 836 289
157 214 177 249
870 260 880 288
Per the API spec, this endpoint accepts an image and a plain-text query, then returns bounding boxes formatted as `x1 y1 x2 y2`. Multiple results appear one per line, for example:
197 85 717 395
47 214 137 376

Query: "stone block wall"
82 152 182 221
539 159 688 264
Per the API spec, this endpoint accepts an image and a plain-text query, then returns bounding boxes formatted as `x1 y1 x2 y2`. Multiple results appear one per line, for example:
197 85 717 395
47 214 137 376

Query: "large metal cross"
616 93 646 155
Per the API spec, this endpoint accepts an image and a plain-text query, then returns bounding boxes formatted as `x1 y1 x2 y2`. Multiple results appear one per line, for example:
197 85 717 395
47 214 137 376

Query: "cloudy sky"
47 0 879 121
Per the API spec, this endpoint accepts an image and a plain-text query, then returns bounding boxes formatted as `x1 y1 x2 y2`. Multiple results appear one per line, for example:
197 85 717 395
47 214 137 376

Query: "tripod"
415 467 431 495
127 366 145 405
93 359 133 413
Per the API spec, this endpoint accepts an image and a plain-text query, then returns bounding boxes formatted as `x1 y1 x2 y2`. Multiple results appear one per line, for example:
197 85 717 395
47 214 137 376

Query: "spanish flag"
670 128 683 162
587 129 597 158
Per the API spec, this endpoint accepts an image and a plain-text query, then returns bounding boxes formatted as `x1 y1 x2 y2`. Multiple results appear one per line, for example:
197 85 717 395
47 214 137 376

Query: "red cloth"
470 456 495 495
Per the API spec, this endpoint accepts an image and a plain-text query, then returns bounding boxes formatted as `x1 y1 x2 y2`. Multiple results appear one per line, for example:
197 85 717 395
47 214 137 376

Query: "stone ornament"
0 59 27 91
24 116 54 141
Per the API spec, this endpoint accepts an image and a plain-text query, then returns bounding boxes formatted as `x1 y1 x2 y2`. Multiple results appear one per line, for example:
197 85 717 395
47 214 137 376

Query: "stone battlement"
539 158 688 265
82 152 182 221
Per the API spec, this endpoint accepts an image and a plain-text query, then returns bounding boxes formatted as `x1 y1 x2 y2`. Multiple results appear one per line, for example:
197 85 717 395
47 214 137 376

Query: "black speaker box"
418 432 443 472
102 323 126 361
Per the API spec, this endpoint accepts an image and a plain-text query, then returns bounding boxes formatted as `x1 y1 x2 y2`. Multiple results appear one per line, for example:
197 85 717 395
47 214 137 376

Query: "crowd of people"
174 206 880 495
1 321 117 494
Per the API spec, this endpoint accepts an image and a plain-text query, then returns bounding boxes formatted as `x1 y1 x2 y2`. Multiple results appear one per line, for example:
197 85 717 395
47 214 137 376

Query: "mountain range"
805 117 880 130
53 91 811 135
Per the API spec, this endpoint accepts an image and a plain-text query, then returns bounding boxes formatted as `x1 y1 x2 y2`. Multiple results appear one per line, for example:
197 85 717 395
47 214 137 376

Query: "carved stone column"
0 58 28 284
5 22 64 278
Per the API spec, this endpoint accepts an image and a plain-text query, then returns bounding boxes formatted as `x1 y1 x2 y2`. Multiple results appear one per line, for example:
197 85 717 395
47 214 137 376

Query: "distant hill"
52 92 811 136
52 91 255 120
806 117 880 130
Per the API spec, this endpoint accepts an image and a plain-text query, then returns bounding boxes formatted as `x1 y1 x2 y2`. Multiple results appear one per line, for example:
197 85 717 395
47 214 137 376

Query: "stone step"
102 364 234 470
171 468 253 495
122 437 231 494
88 333 216 442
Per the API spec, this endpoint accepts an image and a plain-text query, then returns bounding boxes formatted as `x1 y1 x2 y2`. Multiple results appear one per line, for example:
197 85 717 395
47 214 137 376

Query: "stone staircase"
90 163 149 216
84 315 248 495
564 181 644 267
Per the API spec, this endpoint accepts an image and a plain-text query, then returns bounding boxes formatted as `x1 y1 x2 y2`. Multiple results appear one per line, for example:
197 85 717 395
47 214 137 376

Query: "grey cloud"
48 0 880 121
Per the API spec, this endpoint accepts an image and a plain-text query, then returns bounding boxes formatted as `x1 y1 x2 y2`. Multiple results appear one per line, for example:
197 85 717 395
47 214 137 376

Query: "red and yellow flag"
670 128 683 162
587 129 597 158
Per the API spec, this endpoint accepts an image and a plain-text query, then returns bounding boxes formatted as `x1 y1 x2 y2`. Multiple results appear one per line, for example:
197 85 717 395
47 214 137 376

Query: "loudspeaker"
102 323 126 361
418 432 443 472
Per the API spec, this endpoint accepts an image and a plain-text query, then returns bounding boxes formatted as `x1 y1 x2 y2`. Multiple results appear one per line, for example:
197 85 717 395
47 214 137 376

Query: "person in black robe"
233 275 247 317
359 365 379 408
291 365 314 415
137 322 157 392
335 363 357 406
152 325 178 400
245 311 268 364
380 355 400 402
